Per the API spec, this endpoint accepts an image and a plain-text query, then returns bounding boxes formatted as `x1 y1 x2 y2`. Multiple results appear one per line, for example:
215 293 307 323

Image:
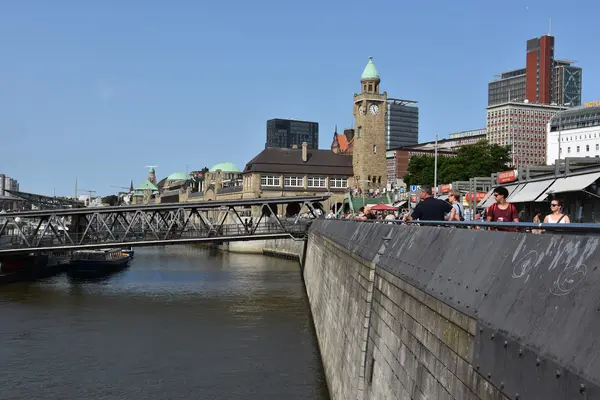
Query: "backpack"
453 203 465 221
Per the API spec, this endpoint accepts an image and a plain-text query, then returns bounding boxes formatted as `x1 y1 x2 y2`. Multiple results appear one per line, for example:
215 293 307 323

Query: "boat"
68 248 130 278
0 254 50 284
122 248 135 259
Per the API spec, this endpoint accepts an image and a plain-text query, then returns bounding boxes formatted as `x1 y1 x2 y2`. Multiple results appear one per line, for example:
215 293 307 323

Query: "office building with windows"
265 119 319 149
547 104 600 164
0 174 19 197
385 99 419 150
486 101 564 168
488 35 582 107
553 60 583 107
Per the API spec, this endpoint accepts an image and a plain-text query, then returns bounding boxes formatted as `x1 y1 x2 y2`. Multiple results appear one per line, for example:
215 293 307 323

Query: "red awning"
369 204 397 211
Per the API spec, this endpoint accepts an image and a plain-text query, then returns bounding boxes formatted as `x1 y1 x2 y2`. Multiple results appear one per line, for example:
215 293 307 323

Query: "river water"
0 246 329 400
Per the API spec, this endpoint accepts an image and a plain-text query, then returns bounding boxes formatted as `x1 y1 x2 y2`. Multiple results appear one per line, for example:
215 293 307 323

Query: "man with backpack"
486 186 519 230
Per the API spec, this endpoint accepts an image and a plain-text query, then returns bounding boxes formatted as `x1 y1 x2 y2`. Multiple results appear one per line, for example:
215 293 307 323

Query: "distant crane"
77 189 97 207
111 185 130 191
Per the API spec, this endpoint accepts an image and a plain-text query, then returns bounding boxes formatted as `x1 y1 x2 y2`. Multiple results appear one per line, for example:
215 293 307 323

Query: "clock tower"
352 56 387 191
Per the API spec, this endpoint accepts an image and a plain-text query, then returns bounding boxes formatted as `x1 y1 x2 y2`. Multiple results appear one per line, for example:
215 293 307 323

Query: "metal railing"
333 218 600 235
0 221 312 254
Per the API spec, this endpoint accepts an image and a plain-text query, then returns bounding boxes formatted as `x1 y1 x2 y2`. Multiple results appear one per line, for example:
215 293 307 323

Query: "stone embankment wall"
304 220 600 400
219 238 305 263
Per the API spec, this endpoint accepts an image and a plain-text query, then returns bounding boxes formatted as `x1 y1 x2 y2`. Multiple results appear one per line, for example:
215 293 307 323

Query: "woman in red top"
486 186 519 230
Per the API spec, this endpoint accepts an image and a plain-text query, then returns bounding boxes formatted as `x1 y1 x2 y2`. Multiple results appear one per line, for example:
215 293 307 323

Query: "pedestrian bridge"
0 195 327 255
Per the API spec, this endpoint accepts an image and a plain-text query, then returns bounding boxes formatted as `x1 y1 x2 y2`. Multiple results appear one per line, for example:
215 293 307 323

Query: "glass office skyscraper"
266 119 319 149
385 100 419 150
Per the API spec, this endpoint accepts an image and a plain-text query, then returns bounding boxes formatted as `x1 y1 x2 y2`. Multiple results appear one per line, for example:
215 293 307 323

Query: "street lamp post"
434 134 438 195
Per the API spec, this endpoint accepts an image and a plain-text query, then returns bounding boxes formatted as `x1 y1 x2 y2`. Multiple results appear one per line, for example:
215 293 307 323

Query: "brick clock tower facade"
353 57 388 191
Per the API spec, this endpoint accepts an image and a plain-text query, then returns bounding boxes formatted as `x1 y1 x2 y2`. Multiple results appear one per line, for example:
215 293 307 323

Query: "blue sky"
1 0 599 196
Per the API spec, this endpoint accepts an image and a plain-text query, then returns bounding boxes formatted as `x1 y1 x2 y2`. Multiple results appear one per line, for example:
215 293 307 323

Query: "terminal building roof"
550 105 600 131
245 148 353 176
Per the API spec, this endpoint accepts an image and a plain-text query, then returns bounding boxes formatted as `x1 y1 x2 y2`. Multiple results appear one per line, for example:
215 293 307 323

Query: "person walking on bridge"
486 186 519 231
544 199 570 224
406 185 452 222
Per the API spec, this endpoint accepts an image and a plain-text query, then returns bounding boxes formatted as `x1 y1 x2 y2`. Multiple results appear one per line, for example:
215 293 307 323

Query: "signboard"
497 170 518 184
410 185 421 192
410 194 418 203
440 184 452 193
465 192 488 202
584 100 600 107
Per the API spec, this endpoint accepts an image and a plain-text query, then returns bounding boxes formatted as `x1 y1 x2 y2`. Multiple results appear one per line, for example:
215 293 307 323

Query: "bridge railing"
332 218 600 235
0 220 312 252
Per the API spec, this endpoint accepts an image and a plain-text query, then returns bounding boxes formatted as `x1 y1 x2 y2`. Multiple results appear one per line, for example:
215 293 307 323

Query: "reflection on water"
0 246 329 400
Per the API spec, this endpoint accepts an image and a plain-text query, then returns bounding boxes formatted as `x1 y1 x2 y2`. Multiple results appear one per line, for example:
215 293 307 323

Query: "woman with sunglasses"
543 199 570 224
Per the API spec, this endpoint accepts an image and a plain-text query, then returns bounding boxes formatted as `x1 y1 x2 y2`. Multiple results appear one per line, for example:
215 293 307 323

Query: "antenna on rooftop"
549 17 552 36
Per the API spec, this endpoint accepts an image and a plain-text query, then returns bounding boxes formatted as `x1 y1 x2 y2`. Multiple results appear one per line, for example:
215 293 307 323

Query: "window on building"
373 144 376 154
284 176 303 187
577 146 580 153
587 145 590 152
260 175 280 187
329 178 348 189
568 147 571 153
597 144 599 151
307 176 326 188
357 126 363 138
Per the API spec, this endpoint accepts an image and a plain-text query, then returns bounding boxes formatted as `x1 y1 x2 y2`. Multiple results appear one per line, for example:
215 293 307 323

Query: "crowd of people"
327 184 570 232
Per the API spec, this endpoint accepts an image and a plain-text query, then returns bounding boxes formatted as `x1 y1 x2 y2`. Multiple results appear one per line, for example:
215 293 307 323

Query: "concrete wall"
304 220 600 400
219 238 305 263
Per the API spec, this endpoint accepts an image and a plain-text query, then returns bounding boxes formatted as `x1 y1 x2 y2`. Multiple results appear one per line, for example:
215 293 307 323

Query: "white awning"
508 179 555 203
477 189 494 207
545 172 600 195
506 184 525 201
480 184 521 208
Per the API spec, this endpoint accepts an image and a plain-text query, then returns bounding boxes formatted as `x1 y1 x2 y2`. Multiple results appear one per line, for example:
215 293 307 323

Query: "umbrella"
369 204 397 211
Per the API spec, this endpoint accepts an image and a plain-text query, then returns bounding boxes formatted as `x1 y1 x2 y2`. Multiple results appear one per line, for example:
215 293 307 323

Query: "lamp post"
434 135 438 195
557 101 571 161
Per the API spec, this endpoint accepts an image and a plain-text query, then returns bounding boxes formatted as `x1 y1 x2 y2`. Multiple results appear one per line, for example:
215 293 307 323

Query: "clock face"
369 104 380 115
358 105 364 115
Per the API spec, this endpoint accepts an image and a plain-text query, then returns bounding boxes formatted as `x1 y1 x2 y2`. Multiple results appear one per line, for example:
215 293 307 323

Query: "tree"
403 140 511 186
102 195 119 206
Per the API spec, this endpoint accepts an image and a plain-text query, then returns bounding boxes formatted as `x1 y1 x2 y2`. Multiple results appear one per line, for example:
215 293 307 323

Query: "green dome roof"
166 172 189 181
361 56 380 81
209 162 240 172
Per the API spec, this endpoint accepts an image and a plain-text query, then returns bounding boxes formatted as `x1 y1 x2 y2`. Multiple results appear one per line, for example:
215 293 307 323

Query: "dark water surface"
0 246 329 400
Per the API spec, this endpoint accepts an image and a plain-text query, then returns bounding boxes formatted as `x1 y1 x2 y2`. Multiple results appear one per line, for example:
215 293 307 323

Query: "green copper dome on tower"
361 56 380 81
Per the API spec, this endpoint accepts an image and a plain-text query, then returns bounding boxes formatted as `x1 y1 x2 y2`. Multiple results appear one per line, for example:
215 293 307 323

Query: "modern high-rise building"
553 60 583 107
488 68 527 106
385 99 418 150
526 36 555 104
265 119 319 149
486 101 565 168
0 174 19 197
488 35 582 107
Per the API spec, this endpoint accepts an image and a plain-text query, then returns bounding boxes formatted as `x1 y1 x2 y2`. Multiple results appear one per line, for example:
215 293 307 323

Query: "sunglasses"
550 203 560 207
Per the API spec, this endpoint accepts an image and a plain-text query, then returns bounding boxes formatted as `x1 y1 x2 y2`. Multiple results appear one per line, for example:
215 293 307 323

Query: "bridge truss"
0 195 328 254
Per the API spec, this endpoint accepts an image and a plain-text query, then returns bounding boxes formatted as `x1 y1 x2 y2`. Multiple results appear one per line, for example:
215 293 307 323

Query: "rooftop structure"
209 162 241 172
